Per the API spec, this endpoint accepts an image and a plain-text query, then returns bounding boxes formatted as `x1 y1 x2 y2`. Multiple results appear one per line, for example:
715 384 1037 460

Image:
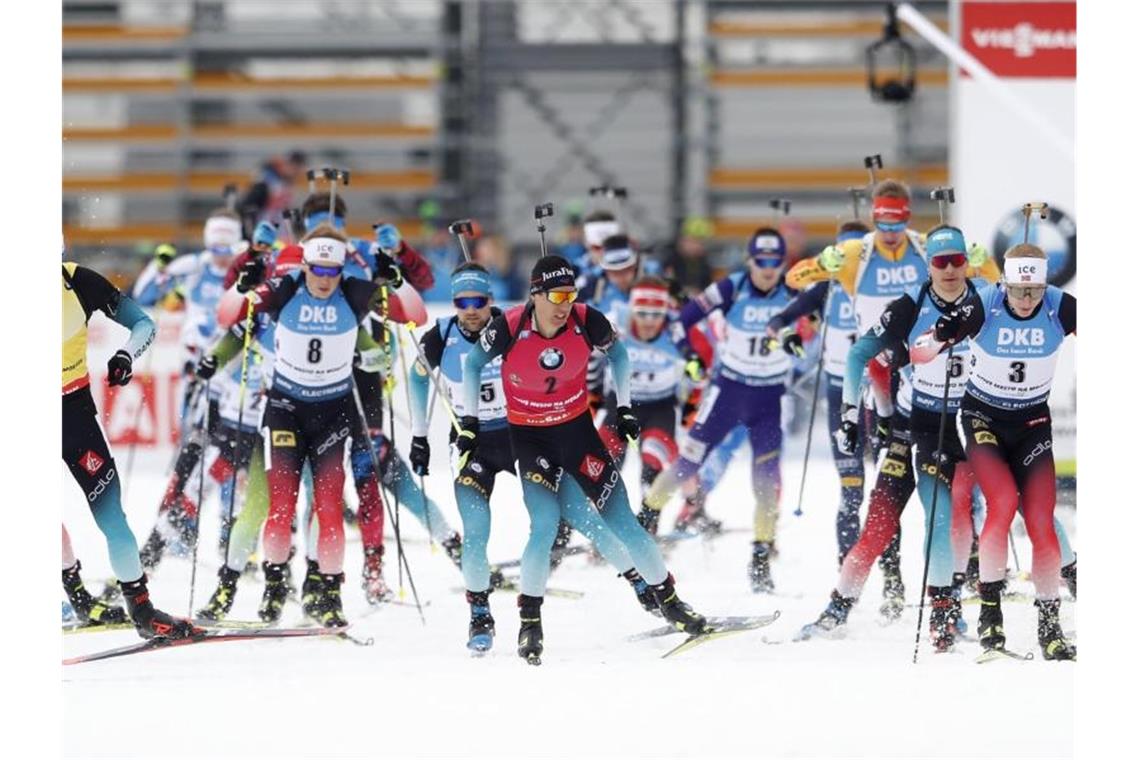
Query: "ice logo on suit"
539 347 565 370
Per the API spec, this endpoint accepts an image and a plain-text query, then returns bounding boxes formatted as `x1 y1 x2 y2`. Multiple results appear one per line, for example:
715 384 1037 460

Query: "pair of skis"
629 612 781 659
63 620 374 666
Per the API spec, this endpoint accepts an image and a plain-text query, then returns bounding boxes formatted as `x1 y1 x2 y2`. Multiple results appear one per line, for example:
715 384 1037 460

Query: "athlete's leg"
224 438 268 573
747 386 784 547
643 381 746 513
453 451 498 593
556 476 635 572
261 400 305 566
1012 424 1061 600
62 524 76 570
827 376 865 561
835 440 913 599
348 426 385 552
517 475 562 597
61 391 142 582
913 432 958 590
951 461 976 576
308 410 351 575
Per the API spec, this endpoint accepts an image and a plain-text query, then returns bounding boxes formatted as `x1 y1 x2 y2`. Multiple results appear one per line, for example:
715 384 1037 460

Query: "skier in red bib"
461 255 708 663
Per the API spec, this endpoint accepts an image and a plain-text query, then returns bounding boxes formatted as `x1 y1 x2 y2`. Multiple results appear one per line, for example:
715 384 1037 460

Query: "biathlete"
459 255 708 663
409 262 659 654
62 261 199 639
950 243 1077 660
638 227 798 593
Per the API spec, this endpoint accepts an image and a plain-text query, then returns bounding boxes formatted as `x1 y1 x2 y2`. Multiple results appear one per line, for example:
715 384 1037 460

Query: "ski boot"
748 541 775 594
636 502 660 536
622 569 658 615
674 494 723 535
120 574 201 640
796 590 855 641
258 561 291 624
517 594 544 665
300 559 323 621
927 586 957 652
1061 558 1077 600
1036 598 1076 661
62 561 128 625
314 572 348 628
196 566 241 621
977 580 1006 651
441 533 464 572
466 589 495 655
362 546 393 605
651 573 707 634
879 552 906 621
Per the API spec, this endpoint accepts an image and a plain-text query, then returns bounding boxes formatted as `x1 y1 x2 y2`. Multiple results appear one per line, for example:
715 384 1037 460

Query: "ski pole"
791 285 834 517
220 304 256 569
350 378 425 624
186 377 211 617
377 285 404 596
401 322 464 436
912 341 956 664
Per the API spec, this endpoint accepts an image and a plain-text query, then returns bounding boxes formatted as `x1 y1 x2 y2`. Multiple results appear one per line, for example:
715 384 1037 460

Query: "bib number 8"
307 338 322 364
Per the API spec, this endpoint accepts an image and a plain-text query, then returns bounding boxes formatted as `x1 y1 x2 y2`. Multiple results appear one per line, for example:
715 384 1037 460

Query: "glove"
636 503 660 536
252 221 277 250
615 405 641 442
869 413 891 456
153 243 176 271
375 223 402 254
683 352 705 382
967 242 989 268
456 415 479 468
373 250 404 288
235 256 266 293
409 435 430 476
106 350 134 387
819 244 845 273
933 310 964 343
779 327 805 359
834 403 859 456
195 354 219 381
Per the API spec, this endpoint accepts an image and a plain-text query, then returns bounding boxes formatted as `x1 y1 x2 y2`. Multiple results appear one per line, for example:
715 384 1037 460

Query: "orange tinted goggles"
545 290 578 305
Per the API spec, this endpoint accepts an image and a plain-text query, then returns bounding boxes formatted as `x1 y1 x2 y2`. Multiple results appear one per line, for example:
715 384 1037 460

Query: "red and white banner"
960 1 1076 78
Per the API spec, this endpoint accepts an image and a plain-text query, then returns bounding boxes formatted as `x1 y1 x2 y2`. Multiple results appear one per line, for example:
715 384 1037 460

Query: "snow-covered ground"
62 404 1076 759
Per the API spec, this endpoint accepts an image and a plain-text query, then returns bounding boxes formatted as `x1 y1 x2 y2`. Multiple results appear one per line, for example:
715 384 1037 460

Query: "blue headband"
304 211 345 231
451 269 492 298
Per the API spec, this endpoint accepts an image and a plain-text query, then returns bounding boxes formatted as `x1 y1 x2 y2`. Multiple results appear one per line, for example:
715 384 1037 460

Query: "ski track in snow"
63 417 1075 759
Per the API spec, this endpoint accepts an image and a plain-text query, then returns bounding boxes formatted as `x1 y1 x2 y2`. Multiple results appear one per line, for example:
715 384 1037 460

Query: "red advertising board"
961 1 1076 78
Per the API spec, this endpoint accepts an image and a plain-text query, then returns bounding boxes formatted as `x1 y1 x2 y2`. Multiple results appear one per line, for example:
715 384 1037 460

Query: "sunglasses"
750 255 784 269
875 220 907 233
632 308 668 319
453 295 489 310
544 290 578 305
309 264 344 277
930 253 967 269
1007 285 1046 300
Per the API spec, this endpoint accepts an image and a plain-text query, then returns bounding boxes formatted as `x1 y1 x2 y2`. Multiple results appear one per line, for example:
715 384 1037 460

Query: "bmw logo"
992 205 1076 288
539 347 565 370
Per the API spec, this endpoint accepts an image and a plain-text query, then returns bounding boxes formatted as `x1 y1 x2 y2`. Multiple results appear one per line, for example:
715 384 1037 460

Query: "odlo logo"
539 347 565 370
87 468 117 503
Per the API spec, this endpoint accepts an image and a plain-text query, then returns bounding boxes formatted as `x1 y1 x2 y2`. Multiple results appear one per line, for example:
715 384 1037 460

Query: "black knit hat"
529 255 577 294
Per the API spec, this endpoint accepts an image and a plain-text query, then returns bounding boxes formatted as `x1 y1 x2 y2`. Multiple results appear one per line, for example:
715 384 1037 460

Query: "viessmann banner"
951 0 1076 478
